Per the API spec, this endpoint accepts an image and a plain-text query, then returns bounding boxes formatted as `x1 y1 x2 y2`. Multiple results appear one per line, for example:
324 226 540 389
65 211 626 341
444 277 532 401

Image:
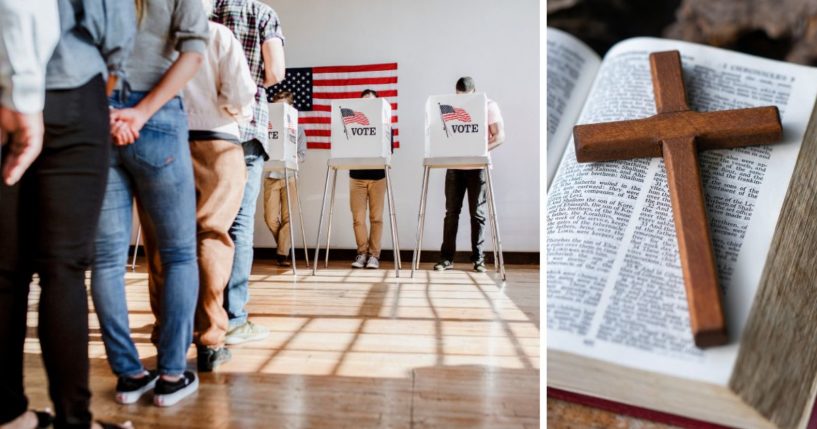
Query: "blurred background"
548 0 817 65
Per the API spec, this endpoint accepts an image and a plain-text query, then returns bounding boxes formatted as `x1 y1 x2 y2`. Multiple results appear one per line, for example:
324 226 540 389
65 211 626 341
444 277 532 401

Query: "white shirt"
0 0 60 113
182 22 256 139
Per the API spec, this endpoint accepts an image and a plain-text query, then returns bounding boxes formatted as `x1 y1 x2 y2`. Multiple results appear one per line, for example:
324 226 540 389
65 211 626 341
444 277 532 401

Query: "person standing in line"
348 89 393 269
211 0 286 346
263 90 306 267
142 0 257 373
434 76 505 273
0 0 137 427
90 0 208 408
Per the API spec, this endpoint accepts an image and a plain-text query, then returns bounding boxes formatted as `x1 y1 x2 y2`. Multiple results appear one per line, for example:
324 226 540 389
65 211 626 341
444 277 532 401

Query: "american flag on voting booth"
439 104 472 123
340 108 370 126
267 63 399 149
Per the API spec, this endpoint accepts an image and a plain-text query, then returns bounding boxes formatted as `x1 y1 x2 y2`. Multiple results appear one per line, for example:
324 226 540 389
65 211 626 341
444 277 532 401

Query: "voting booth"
312 98 401 276
265 102 310 274
411 93 506 281
267 102 300 170
330 98 393 161
424 93 488 158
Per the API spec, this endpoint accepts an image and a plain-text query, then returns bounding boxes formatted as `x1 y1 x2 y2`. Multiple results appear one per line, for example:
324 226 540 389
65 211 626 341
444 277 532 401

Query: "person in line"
142 0 257 373
90 0 208 408
263 90 306 267
434 76 505 273
0 0 136 428
211 0 286 345
349 89 393 269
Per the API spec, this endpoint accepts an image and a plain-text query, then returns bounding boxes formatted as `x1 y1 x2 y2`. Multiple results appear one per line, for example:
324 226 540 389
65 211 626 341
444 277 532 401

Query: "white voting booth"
265 102 310 274
412 93 506 280
313 98 401 276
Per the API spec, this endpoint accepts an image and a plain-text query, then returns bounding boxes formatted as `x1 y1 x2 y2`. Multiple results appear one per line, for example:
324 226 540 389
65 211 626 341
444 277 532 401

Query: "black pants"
0 75 109 429
440 169 487 262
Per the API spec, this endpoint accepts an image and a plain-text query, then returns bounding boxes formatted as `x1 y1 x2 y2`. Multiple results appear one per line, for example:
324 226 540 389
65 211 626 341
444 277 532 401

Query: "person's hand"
0 106 45 185
110 107 147 146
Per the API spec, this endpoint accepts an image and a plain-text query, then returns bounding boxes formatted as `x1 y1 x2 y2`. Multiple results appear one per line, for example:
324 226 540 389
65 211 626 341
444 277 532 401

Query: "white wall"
256 0 540 252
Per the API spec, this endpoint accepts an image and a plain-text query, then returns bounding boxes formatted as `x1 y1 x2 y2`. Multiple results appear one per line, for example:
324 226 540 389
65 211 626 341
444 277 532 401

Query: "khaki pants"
349 178 386 258
144 140 246 348
263 177 297 256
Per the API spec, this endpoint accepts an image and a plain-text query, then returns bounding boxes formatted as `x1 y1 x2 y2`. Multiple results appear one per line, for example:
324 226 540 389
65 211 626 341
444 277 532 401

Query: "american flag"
268 63 399 149
340 108 369 126
439 104 472 123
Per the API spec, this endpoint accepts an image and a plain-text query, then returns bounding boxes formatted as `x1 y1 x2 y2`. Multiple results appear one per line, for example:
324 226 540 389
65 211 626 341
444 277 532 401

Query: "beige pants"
349 178 386 258
144 139 246 348
263 177 297 256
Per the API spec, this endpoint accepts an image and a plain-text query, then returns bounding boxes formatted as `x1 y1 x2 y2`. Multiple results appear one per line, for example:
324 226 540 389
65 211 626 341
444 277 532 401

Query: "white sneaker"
224 320 270 345
351 254 367 268
365 256 379 269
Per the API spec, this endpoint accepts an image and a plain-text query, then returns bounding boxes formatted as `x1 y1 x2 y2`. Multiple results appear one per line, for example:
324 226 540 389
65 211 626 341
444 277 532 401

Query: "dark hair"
360 89 378 98
271 90 294 104
456 76 475 93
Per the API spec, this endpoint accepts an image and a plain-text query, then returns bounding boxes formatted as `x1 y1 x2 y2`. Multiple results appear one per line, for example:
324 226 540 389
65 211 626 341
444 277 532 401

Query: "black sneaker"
276 254 291 267
153 371 198 407
434 260 453 271
197 345 232 372
473 260 487 273
115 370 159 405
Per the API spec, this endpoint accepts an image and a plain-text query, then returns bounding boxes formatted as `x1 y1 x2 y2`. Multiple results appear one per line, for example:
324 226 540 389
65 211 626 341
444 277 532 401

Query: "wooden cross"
572 51 782 348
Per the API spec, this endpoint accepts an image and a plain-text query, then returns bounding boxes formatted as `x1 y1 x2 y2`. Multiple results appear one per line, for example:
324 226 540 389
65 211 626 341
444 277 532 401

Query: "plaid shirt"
212 0 285 148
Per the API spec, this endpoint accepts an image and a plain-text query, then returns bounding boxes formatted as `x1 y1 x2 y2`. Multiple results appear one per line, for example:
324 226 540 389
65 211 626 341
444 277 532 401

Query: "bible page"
546 37 817 385
547 27 601 187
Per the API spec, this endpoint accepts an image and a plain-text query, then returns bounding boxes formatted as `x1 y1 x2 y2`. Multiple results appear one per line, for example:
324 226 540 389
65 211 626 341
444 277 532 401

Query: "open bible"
547 27 817 429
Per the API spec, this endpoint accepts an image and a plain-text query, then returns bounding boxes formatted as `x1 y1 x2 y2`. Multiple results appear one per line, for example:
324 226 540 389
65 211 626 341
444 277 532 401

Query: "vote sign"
330 98 392 160
425 93 488 158
267 102 299 170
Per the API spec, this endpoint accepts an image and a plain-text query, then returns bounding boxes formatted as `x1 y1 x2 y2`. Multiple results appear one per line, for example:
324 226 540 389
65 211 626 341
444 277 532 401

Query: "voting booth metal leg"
324 168 338 269
313 166 333 276
284 169 298 276
131 225 142 271
386 168 402 270
485 167 506 281
486 171 499 273
411 166 431 278
295 172 310 268
384 167 400 277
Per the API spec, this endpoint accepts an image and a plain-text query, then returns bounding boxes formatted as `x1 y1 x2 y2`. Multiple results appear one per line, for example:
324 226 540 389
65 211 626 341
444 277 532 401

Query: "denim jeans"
224 140 265 328
440 169 487 262
90 91 198 377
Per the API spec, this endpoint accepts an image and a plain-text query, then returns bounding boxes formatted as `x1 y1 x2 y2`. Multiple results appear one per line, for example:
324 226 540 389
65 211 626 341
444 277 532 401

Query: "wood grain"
730 98 817 429
572 50 783 347
20 261 540 429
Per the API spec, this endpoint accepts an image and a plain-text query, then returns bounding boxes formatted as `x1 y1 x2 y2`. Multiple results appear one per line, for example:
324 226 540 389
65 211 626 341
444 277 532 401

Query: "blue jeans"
224 140 265 328
91 91 198 377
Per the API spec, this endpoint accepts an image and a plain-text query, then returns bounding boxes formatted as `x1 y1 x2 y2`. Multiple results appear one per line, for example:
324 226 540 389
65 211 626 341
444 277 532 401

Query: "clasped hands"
109 107 148 146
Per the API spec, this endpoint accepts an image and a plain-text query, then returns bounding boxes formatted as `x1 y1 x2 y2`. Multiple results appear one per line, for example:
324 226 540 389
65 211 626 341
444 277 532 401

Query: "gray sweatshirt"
123 0 209 92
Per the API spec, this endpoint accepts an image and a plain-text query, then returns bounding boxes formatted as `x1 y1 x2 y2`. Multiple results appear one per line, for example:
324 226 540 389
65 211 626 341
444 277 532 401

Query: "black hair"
455 76 475 93
360 89 378 98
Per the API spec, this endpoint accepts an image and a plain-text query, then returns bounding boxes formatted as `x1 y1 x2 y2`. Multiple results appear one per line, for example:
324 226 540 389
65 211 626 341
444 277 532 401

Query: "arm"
261 37 285 87
488 121 505 151
110 52 204 145
258 7 286 87
0 0 59 185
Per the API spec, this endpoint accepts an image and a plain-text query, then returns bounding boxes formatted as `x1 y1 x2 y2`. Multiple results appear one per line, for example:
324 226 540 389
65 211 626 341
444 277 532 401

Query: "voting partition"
264 102 309 273
424 93 488 159
267 102 300 170
330 98 392 162
413 92 505 281
313 97 401 277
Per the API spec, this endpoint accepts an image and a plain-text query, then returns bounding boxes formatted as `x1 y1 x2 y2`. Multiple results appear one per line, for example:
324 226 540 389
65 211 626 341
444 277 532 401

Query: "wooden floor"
21 260 540 429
